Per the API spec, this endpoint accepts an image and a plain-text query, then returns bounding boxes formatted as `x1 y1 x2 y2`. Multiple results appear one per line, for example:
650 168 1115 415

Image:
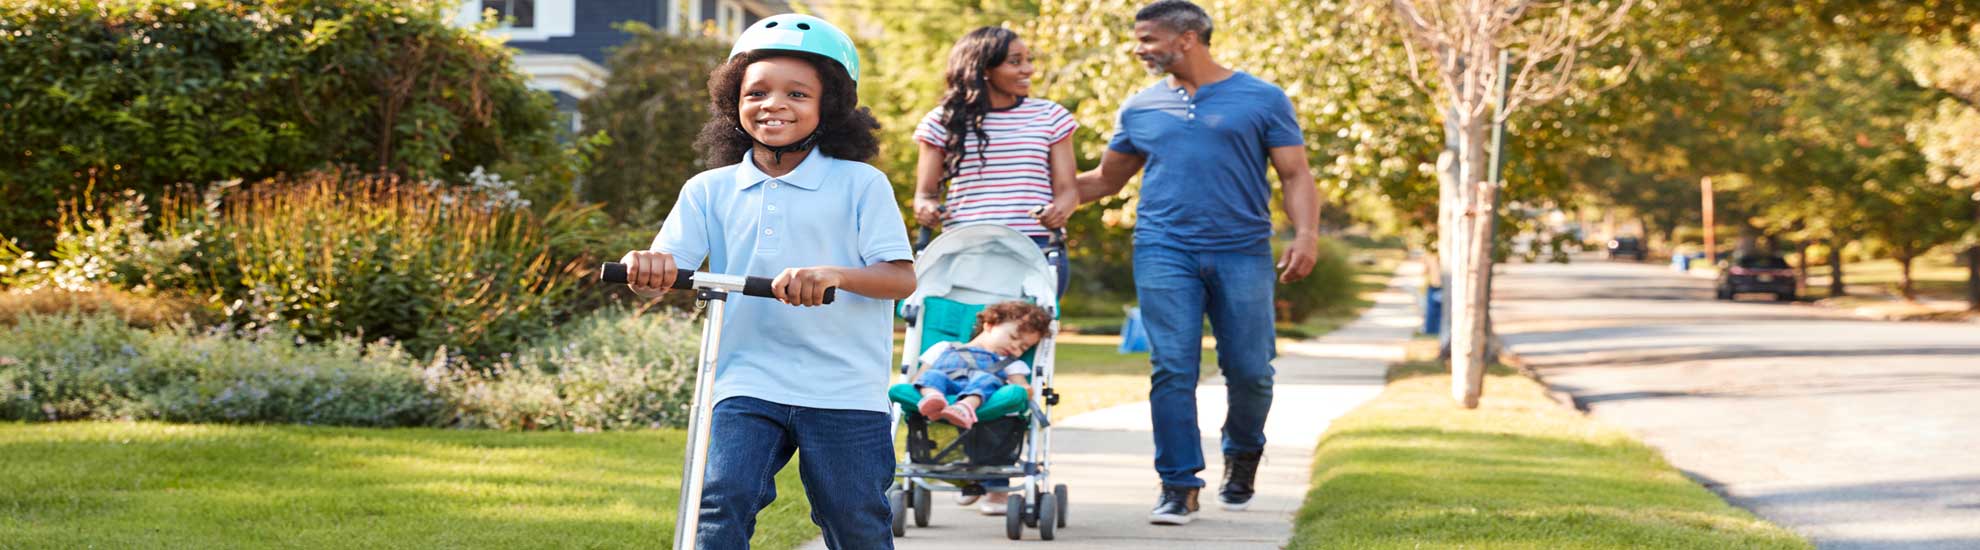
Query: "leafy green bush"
2 175 616 360
0 308 705 430
159 174 600 359
0 312 443 426
1276 237 1357 323
0 0 569 249
578 23 729 227
439 308 700 431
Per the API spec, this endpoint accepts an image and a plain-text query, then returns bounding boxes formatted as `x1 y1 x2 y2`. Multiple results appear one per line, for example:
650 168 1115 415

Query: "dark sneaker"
1219 451 1263 511
1148 484 1200 525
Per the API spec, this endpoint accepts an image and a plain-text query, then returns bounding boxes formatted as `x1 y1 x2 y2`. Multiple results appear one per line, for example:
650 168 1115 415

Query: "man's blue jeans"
1133 244 1277 488
696 396 894 549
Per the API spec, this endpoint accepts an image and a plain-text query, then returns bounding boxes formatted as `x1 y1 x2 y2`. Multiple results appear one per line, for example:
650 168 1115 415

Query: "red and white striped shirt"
915 98 1077 238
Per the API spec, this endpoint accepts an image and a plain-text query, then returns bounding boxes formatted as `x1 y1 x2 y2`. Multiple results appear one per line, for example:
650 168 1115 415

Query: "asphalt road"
1493 258 1980 550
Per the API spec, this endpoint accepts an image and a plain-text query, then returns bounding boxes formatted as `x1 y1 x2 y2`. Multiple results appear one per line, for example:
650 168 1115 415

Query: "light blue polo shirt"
649 151 912 413
1108 72 1305 252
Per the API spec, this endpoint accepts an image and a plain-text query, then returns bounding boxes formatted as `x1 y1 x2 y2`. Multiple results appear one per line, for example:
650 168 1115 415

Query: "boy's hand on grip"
772 266 843 307
622 250 678 297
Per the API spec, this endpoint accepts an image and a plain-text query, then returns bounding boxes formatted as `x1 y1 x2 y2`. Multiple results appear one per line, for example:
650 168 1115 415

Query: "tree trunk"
1828 239 1847 297
1449 117 1491 409
1969 202 1980 311
1796 240 1810 293
1437 149 1458 354
1898 254 1916 302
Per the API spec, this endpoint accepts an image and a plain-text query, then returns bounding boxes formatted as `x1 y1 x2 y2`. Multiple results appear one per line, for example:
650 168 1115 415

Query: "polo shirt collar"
734 150 829 190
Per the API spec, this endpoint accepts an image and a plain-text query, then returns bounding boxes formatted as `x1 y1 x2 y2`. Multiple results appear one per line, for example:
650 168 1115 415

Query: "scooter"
598 263 834 549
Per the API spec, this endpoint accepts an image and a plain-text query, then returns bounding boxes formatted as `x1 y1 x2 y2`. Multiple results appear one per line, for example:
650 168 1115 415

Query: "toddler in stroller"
888 224 1067 540
912 301 1051 431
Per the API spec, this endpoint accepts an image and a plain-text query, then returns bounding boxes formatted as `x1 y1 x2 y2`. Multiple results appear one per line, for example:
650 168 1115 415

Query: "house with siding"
451 0 793 132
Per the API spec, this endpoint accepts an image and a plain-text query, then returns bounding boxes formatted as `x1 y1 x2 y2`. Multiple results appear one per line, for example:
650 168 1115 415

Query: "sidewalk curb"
1492 334 1584 413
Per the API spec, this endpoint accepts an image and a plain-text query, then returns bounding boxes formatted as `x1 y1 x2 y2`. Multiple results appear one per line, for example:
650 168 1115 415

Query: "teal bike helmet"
729 14 861 82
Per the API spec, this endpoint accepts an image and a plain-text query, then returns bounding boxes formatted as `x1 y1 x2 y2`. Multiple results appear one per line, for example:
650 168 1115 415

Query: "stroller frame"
888 224 1069 541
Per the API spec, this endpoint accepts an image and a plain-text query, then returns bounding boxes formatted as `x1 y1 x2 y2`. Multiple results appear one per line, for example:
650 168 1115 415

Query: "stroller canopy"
910 224 1057 308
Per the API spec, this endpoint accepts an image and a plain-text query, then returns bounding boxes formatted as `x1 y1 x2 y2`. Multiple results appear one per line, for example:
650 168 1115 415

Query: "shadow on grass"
1386 360 1520 383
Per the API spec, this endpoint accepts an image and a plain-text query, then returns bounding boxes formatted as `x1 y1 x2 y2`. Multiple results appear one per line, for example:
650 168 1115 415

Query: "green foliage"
1275 237 1356 323
846 0 1441 292
0 0 570 248
0 308 708 431
0 312 443 426
166 174 599 359
438 308 700 431
577 23 730 226
2 174 610 360
0 190 199 293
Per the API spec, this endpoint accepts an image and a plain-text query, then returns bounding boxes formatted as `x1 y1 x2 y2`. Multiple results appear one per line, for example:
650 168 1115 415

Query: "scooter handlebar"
599 262 835 304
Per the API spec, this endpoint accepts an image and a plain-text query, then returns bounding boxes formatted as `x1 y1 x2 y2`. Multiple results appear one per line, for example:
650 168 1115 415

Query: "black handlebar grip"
741 276 835 304
599 262 833 304
597 263 693 290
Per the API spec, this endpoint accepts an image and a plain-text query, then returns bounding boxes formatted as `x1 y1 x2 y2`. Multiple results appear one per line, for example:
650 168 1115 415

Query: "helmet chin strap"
735 127 821 165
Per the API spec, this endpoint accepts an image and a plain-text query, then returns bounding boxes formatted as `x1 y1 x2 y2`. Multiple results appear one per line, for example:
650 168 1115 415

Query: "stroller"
888 224 1068 541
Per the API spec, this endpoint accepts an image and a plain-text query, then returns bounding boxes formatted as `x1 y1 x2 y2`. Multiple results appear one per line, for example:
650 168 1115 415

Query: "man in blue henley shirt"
1075 0 1323 527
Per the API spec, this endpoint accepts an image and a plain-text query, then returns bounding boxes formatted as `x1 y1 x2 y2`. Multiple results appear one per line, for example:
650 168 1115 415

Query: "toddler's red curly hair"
974 300 1051 338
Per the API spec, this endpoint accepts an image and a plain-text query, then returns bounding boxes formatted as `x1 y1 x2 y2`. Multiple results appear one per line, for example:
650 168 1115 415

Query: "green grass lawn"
0 422 818 549
1289 359 1810 549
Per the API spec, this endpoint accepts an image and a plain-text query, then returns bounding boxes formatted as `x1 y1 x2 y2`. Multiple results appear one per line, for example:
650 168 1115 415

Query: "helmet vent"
796 23 811 30
764 21 778 28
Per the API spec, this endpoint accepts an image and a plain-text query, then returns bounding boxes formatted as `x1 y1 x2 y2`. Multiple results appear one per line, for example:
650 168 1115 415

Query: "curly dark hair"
694 50 882 165
937 26 1020 182
975 300 1052 338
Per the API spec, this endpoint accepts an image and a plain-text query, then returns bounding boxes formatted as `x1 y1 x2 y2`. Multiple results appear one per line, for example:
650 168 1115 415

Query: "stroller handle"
915 206 1067 252
599 262 836 304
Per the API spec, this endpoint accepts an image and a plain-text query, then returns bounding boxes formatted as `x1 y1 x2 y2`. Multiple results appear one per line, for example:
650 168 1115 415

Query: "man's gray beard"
1140 54 1178 76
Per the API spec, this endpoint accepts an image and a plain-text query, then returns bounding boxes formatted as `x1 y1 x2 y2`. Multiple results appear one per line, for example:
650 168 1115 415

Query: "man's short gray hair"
1135 0 1213 45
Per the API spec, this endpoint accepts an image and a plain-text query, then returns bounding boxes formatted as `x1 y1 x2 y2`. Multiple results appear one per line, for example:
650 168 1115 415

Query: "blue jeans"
696 396 894 550
916 369 1005 401
1133 244 1277 488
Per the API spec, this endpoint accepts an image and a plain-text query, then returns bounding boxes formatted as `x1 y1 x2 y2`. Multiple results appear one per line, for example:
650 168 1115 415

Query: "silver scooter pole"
600 263 835 549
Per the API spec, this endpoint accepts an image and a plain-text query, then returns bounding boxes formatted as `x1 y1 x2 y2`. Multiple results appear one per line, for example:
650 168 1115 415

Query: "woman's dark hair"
937 26 1021 182
694 50 882 165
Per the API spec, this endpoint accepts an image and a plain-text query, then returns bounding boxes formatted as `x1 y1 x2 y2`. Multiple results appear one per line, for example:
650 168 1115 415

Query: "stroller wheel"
1005 494 1026 540
912 485 932 527
1038 492 1057 541
888 487 907 537
1054 484 1068 528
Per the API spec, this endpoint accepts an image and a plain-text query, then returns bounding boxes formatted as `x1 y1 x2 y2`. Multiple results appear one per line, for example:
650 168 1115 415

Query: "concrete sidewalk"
802 262 1422 549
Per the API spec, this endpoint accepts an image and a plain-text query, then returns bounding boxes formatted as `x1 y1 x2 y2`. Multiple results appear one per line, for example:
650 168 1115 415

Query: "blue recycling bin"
1118 307 1151 354
1422 287 1443 335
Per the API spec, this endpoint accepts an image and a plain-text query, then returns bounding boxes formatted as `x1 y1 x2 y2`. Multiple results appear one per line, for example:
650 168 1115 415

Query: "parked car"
1716 253 1797 302
1606 237 1647 261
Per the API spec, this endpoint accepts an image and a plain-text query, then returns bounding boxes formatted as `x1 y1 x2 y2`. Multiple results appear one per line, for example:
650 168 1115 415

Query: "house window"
483 0 535 28
716 1 744 37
